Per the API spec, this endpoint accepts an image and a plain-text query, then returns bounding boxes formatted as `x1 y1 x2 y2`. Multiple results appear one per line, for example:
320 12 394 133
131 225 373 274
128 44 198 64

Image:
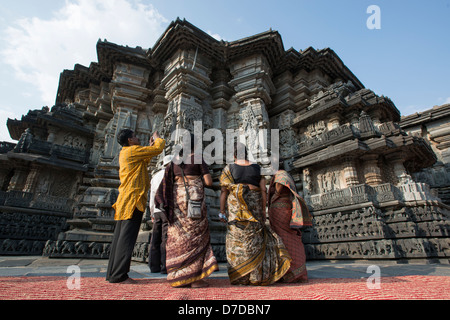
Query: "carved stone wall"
2 19 449 262
303 202 449 260
400 104 450 205
287 80 449 261
0 160 80 255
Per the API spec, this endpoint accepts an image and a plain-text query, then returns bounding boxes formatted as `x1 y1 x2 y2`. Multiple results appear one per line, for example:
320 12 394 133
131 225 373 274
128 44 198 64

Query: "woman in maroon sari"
268 169 312 283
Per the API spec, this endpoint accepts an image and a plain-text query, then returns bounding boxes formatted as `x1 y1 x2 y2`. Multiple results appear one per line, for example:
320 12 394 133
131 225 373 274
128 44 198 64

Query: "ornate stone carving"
1 19 448 261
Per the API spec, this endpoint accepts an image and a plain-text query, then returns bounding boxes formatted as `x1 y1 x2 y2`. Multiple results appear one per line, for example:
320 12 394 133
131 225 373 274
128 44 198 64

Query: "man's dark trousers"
106 208 143 283
148 210 168 273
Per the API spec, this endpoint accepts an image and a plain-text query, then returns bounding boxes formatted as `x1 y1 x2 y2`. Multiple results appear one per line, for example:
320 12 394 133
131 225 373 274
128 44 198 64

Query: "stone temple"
0 19 449 262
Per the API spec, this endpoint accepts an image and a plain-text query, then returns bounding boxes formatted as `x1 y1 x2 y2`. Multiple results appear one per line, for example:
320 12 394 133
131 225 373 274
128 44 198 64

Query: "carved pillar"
101 111 134 160
7 165 29 192
23 165 42 193
211 69 233 134
386 153 436 201
161 49 212 146
349 110 360 134
102 62 152 160
274 110 298 158
229 54 274 160
136 110 152 147
343 156 359 186
327 112 342 130
362 154 382 186
151 70 168 135
369 109 382 131
385 152 411 185
90 123 106 165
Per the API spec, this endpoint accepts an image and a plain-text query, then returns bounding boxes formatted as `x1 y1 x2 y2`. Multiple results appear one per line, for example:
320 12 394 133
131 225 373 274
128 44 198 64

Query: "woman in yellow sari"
219 143 291 285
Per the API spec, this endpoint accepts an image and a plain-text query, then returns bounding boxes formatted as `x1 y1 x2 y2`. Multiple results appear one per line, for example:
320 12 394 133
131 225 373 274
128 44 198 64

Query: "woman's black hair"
117 129 134 147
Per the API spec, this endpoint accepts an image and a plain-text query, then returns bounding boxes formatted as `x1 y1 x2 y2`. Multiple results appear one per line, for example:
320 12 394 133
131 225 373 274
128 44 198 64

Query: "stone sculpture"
0 19 448 262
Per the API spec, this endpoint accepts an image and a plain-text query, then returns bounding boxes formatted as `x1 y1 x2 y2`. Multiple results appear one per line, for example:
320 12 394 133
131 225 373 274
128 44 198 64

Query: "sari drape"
268 170 310 283
165 176 218 287
220 165 291 285
268 170 312 229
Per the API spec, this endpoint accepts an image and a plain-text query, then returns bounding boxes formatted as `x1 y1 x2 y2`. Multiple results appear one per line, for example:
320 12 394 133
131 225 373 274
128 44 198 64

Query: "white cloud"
436 97 450 106
0 108 19 143
207 30 224 41
1 0 168 107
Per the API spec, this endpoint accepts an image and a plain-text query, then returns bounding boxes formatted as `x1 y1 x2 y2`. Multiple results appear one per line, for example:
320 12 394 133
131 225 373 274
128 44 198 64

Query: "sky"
0 0 449 143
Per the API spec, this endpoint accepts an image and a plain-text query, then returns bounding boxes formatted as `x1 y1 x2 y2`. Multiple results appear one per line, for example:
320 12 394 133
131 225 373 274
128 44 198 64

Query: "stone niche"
1 19 449 262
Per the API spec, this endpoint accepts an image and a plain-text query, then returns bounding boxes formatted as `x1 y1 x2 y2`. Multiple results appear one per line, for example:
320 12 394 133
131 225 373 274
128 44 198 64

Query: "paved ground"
1 255 449 279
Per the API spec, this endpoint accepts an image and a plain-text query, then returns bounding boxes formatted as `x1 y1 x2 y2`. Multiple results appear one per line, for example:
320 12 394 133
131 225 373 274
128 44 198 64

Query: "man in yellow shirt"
106 129 165 283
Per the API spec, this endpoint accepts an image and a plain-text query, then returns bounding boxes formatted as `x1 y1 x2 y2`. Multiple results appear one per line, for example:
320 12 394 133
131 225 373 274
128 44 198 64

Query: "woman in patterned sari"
156 135 218 288
268 169 312 283
219 143 291 285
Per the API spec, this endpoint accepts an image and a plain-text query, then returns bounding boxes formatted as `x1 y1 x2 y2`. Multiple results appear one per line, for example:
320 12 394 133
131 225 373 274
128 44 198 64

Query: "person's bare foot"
119 278 138 284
